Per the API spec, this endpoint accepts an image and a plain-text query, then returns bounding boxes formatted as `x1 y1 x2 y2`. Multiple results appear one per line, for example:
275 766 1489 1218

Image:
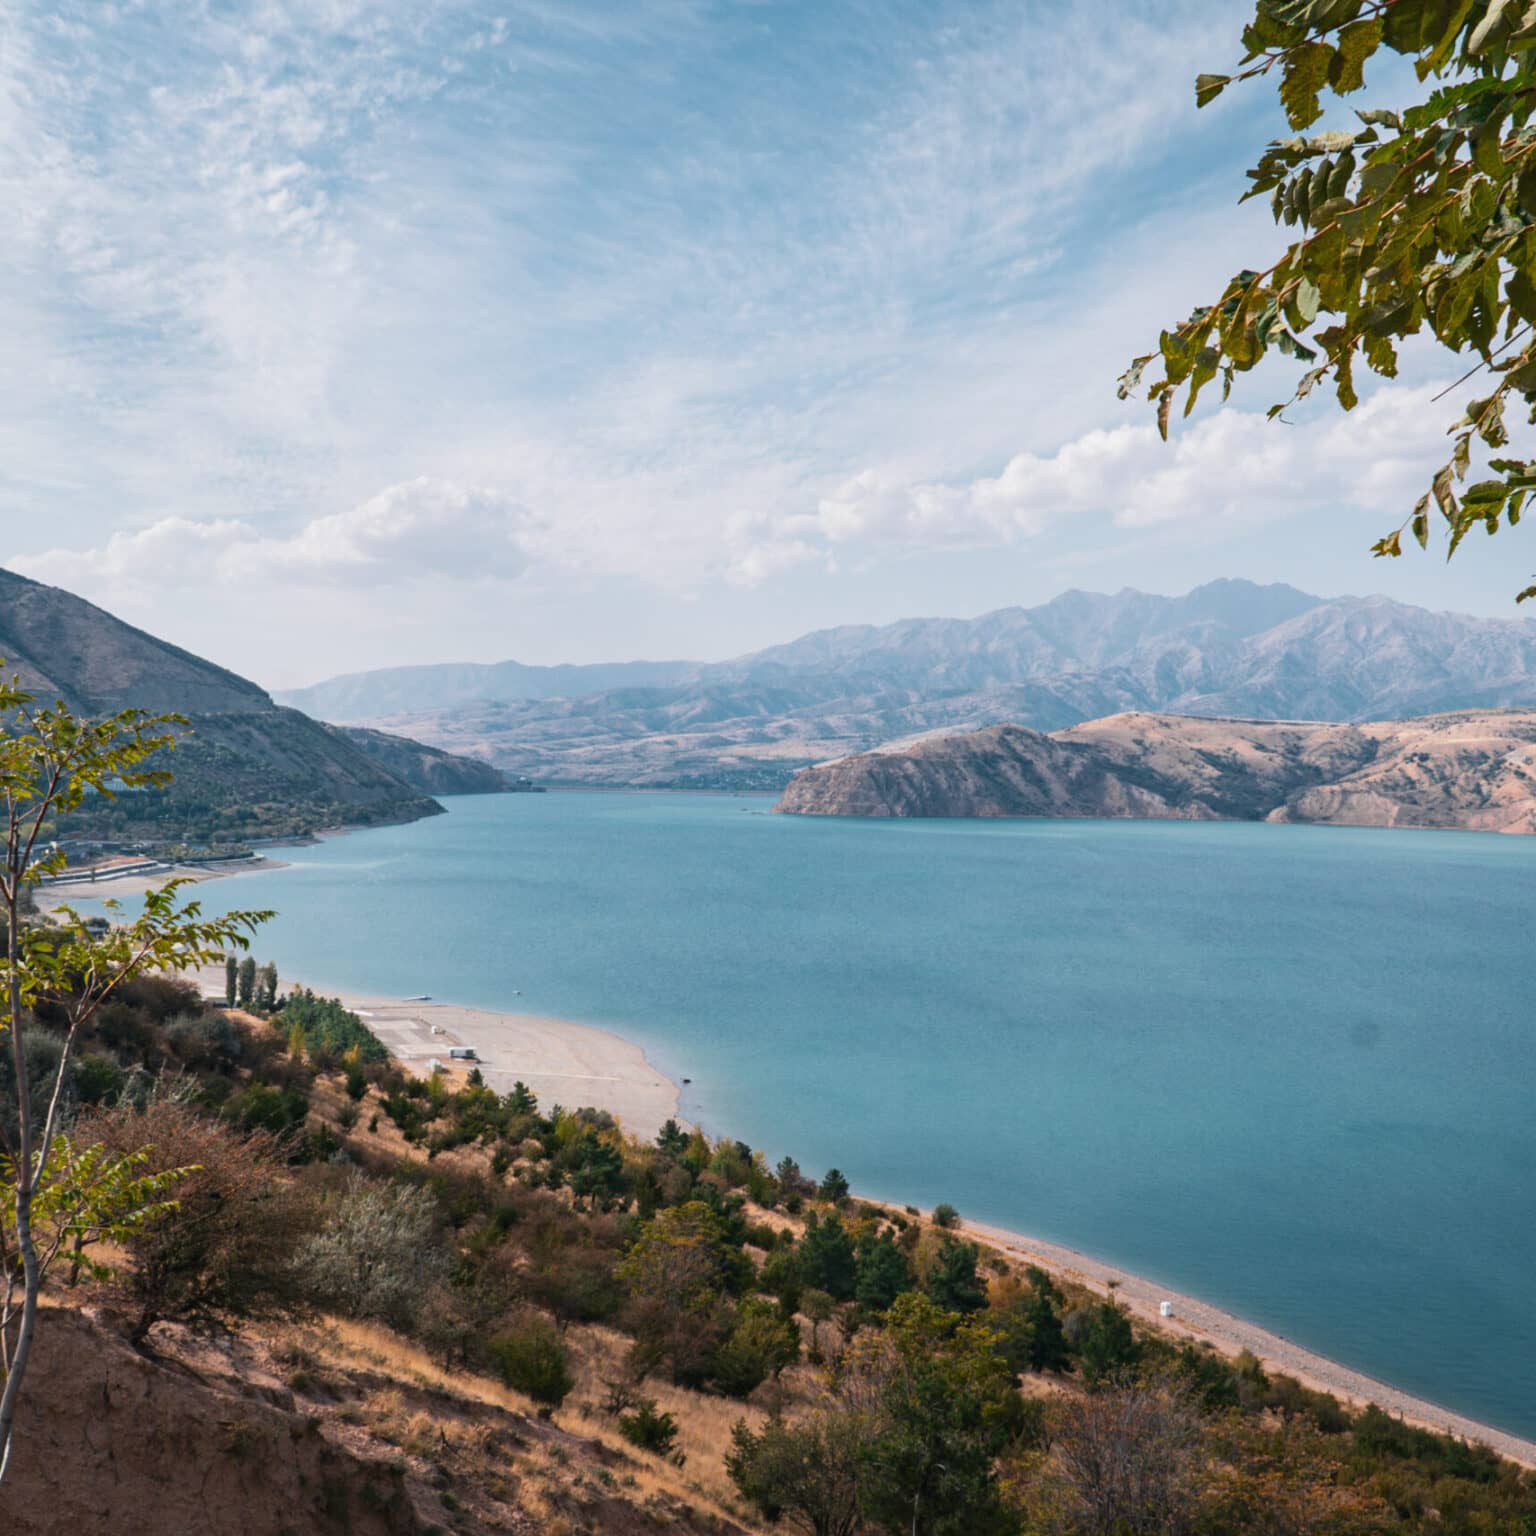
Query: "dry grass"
286 1314 768 1532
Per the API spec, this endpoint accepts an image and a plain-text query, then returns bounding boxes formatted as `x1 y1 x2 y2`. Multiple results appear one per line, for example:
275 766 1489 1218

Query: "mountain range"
275 580 1536 789
0 569 508 844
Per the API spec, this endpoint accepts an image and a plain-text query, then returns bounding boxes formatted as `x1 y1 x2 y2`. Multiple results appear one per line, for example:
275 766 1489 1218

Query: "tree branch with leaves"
1123 0 1536 593
0 675 269 1484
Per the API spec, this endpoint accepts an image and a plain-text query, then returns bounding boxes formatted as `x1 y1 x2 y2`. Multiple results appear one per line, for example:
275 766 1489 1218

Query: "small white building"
1159 1300 1174 1319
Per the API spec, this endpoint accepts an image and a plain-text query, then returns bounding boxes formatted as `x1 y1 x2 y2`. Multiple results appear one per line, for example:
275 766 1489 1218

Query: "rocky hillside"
313 582 1536 789
0 569 502 842
774 709 1536 833
331 724 511 796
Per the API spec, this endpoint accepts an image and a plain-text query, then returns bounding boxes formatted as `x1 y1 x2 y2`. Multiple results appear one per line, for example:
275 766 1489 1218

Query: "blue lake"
155 791 1536 1438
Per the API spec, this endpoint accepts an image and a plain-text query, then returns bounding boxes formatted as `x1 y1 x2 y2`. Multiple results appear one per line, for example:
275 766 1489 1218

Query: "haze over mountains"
277 580 1536 789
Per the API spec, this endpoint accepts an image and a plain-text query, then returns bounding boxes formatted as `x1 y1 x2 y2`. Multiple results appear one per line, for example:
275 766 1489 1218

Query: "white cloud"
725 383 1458 582
13 479 540 590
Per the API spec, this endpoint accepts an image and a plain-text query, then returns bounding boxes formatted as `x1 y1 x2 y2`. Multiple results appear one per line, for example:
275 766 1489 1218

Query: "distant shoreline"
88 830 1536 1470
949 1213 1536 1469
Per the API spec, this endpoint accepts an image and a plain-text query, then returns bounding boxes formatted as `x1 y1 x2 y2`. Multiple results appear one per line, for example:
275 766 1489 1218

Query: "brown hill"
774 709 1536 832
0 569 506 842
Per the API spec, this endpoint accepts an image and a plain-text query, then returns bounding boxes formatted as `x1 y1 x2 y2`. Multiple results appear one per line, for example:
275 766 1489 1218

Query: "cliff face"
774 710 1536 833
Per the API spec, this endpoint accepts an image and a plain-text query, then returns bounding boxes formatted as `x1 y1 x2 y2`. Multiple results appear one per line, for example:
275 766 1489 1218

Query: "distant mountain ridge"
292 581 1536 789
276 657 696 720
775 709 1536 833
0 569 505 842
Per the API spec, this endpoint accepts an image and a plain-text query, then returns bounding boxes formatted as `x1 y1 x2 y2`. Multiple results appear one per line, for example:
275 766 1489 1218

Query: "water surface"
169 792 1536 1437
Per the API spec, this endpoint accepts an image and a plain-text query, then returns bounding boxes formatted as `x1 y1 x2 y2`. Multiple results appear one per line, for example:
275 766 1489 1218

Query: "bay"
161 791 1536 1438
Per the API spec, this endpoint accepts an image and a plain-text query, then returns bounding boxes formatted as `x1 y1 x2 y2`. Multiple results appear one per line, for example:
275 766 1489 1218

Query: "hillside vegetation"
8 954 1535 1533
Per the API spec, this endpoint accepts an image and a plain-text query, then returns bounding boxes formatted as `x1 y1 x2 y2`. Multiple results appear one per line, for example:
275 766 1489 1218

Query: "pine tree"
925 1238 988 1315
855 1229 914 1312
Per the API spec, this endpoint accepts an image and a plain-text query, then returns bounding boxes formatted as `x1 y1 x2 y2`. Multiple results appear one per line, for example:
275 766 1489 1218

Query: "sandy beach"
185 963 680 1140
330 991 681 1140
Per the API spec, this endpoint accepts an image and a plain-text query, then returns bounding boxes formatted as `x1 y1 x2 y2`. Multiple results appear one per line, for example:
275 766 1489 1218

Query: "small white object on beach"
1160 1300 1175 1319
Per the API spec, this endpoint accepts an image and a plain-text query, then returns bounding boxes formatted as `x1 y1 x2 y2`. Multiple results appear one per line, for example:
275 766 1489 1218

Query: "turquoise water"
161 792 1536 1438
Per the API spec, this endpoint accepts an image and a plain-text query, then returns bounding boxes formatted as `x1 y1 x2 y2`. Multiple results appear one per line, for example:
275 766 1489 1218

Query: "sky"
2 0 1529 688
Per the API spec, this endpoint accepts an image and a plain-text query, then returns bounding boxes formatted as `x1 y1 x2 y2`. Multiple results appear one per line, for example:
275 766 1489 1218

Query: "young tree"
855 1228 914 1312
710 1297 800 1398
1124 3 1536 594
294 1176 447 1329
506 1081 539 1116
223 954 237 1008
727 1412 868 1536
844 1292 1023 1536
617 1200 753 1308
1067 1298 1141 1387
0 683 267 1483
925 1236 989 1315
799 1211 857 1302
89 1099 301 1344
258 961 278 1010
818 1167 850 1203
1018 1268 1072 1375
1043 1381 1203 1536
802 1286 837 1358
236 955 256 1008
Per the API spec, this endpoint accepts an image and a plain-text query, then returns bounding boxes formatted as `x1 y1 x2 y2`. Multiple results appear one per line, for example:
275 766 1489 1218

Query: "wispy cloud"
2 0 1486 682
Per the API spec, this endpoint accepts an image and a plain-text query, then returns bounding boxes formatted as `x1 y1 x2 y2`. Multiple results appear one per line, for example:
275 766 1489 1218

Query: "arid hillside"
0 569 508 841
775 709 1536 831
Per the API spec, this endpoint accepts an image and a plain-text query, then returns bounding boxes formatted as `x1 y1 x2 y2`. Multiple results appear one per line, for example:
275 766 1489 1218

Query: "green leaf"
1296 276 1322 324
1281 42 1336 130
1332 16 1384 91
1196 73 1231 107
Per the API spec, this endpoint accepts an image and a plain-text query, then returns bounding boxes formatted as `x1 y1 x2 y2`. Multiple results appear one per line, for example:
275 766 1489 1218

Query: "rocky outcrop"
774 709 1536 832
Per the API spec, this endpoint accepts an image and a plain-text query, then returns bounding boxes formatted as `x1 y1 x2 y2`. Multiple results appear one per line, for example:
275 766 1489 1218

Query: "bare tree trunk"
0 864 34 1484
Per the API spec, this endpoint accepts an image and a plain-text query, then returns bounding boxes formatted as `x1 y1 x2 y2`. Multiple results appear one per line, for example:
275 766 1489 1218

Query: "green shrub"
73 1052 126 1106
932 1202 960 1229
486 1318 574 1408
617 1398 679 1458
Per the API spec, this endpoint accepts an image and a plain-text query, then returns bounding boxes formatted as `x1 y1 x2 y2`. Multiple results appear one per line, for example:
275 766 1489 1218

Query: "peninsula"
775 708 1536 831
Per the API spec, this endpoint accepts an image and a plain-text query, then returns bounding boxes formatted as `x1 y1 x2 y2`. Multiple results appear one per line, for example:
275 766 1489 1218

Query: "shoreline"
98 847 1536 1468
952 1213 1536 1469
